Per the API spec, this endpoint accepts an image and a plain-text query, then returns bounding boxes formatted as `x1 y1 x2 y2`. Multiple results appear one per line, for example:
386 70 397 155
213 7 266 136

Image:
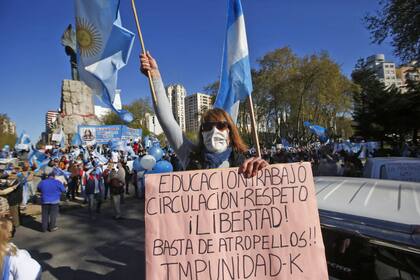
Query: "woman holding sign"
140 52 267 177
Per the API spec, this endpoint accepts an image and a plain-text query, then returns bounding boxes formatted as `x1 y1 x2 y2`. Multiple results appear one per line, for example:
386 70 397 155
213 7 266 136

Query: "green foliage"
185 131 198 144
335 116 354 140
351 60 420 144
365 0 420 63
156 133 167 147
101 98 153 132
249 47 355 145
0 133 16 149
205 47 355 146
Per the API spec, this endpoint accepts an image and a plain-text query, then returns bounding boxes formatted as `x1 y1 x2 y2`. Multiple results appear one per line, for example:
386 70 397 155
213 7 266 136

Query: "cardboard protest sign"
145 162 328 280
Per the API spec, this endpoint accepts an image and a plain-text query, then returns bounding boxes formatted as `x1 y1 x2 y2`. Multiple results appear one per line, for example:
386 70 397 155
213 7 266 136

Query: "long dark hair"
197 108 248 153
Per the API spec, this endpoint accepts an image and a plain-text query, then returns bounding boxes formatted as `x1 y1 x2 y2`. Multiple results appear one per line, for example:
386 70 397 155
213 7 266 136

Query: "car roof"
315 176 420 225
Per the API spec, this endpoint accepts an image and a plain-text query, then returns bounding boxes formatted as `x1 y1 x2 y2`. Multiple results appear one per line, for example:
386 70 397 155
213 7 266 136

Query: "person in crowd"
140 52 268 175
133 164 146 199
67 162 80 200
102 163 113 200
83 169 103 219
37 171 66 232
80 163 93 204
3 168 23 229
19 162 34 210
58 155 68 170
0 217 41 279
111 149 119 164
122 161 131 195
317 153 338 176
108 163 125 219
0 171 20 220
133 141 139 155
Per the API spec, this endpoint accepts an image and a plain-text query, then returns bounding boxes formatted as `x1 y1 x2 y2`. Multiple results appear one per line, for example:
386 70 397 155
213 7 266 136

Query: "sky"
0 0 397 141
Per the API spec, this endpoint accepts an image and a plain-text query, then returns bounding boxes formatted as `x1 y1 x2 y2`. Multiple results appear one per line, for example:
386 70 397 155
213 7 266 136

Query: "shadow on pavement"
21 214 43 233
30 238 145 280
21 198 146 279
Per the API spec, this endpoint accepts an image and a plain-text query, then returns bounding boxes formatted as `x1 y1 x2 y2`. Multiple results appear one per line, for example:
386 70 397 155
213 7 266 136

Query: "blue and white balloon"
140 155 156 170
148 146 163 161
153 160 173 173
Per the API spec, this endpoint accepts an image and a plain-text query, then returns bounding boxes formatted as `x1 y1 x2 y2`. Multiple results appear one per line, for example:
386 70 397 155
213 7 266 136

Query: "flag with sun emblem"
75 0 135 122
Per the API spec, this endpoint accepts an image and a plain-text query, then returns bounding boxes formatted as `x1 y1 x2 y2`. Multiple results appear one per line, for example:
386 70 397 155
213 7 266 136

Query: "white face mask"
202 127 230 153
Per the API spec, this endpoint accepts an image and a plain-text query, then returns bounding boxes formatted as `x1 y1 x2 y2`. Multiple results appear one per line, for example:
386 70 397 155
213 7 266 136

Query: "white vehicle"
363 157 420 183
315 176 420 279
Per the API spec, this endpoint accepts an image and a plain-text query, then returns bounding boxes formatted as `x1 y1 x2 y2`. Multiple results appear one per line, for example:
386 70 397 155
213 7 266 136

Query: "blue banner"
121 126 142 141
78 125 142 145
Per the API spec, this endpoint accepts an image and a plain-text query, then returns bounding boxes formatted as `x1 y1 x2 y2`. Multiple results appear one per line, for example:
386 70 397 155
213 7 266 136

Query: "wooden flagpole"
247 95 261 157
130 0 157 104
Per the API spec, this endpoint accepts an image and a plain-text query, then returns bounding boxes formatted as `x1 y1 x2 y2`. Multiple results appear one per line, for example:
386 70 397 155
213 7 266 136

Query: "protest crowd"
0 124 419 278
1 130 419 229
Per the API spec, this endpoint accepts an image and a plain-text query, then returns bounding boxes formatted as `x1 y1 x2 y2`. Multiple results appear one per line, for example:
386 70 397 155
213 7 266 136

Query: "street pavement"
12 195 146 279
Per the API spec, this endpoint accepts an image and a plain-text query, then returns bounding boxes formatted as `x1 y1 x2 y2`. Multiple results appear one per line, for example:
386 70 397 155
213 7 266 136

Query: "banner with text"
145 162 328 280
78 125 142 145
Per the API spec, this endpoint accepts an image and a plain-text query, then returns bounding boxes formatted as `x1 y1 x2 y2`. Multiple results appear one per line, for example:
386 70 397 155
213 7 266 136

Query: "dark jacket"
108 170 125 195
0 179 22 206
84 174 101 195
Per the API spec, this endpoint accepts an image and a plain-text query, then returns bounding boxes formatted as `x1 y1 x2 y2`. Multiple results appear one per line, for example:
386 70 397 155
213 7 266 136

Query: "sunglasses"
201 121 229 132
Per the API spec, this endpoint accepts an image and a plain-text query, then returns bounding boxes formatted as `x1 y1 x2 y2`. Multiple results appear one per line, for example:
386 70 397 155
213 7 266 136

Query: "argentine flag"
214 0 253 123
75 0 135 122
15 131 31 151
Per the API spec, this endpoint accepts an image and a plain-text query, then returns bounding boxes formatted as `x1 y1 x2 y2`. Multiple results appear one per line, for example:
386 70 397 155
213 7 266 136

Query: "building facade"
396 61 420 93
166 84 186 131
0 118 16 135
185 93 213 132
145 112 163 135
45 110 59 133
366 54 403 88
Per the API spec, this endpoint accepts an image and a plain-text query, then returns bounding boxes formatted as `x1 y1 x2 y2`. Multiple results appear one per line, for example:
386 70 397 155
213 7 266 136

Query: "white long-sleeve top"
6 243 41 280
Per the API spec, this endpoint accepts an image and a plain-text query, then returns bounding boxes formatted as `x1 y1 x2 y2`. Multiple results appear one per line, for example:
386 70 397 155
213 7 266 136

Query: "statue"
61 24 79 81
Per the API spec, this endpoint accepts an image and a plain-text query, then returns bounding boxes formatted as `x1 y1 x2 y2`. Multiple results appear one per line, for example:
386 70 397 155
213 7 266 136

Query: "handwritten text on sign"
145 162 328 280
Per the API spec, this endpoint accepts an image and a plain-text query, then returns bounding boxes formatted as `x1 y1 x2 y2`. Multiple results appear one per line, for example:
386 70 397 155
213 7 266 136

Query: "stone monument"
54 25 100 144
61 24 79 81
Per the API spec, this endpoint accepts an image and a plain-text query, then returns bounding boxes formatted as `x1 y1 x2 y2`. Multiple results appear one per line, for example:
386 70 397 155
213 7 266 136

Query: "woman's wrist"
149 69 160 78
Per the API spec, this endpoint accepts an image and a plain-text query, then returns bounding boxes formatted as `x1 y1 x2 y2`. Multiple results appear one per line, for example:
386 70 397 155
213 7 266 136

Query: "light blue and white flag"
214 0 253 123
71 133 82 146
75 0 135 122
15 131 31 151
16 131 31 145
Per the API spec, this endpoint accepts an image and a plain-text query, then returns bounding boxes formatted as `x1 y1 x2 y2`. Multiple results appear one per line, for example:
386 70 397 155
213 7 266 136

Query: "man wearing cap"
37 171 66 232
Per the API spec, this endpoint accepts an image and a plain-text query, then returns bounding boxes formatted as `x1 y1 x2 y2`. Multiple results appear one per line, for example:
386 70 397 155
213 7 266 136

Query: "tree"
204 47 355 146
365 0 420 63
252 48 355 145
101 98 153 131
351 59 420 145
